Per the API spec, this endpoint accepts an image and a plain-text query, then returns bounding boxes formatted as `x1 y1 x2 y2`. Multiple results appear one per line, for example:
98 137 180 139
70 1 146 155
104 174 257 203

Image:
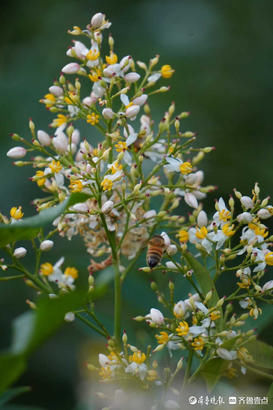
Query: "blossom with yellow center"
179 161 192 175
107 351 118 361
209 311 221 321
99 366 112 380
248 223 268 238
88 68 102 82
178 229 189 243
40 262 54 276
219 209 231 222
195 226 208 240
237 347 253 363
87 113 100 126
115 141 127 152
35 170 46 187
226 366 237 379
110 161 123 174
101 178 113 191
237 277 251 289
160 64 175 79
265 252 273 266
129 351 146 364
69 179 83 192
192 336 205 351
176 321 189 336
155 331 169 345
51 114 68 128
64 92 78 104
249 306 261 319
43 93 56 108
86 49 100 61
10 206 24 220
106 51 118 65
64 267 78 279
49 160 62 174
222 223 235 237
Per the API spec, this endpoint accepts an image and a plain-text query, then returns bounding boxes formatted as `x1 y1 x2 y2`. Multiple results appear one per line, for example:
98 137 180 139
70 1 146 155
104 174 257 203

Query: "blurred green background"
1 0 273 409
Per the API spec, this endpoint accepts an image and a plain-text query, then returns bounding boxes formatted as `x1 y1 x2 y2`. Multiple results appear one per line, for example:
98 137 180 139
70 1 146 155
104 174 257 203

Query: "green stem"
182 350 193 390
75 313 107 337
113 261 121 345
245 365 273 381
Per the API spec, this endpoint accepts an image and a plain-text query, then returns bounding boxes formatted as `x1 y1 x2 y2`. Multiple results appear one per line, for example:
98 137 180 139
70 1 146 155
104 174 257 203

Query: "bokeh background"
1 0 273 409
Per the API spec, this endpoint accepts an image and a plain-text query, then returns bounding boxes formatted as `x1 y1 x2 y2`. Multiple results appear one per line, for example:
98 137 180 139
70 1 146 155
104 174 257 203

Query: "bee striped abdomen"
146 235 165 268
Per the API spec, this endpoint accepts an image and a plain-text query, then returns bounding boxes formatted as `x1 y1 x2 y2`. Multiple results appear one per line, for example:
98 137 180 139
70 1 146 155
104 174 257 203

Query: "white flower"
7 146 27 159
103 63 122 78
102 200 114 214
125 362 147 380
216 348 237 361
132 94 148 106
123 125 138 146
52 130 68 153
147 73 161 84
91 13 104 29
262 280 273 292
145 308 164 325
173 301 188 318
125 105 140 120
240 196 254 209
99 353 110 367
40 240 54 251
62 62 81 74
213 198 231 226
239 297 250 309
13 247 27 258
37 130 51 146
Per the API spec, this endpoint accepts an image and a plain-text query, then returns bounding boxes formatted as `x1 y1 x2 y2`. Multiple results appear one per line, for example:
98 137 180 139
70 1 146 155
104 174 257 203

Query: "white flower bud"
13 247 27 259
62 63 81 74
71 129 80 145
160 231 170 247
143 210 156 220
82 96 94 106
240 196 253 209
49 85 63 96
262 280 273 292
64 312 75 322
216 348 237 361
52 134 68 154
145 308 164 325
103 64 121 77
184 192 198 209
197 210 208 227
125 104 140 119
91 13 104 29
101 200 114 214
132 94 148 106
7 146 27 159
257 208 272 220
237 212 253 224
72 202 89 212
40 240 54 251
37 130 51 146
102 108 115 119
173 301 187 318
124 72 140 83
166 244 177 256
165 261 177 269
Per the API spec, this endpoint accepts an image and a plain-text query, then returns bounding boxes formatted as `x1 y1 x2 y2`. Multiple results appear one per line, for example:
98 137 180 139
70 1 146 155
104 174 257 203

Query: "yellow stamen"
86 49 100 61
129 351 146 364
51 114 68 128
195 226 208 239
106 51 118 65
176 321 189 336
219 209 231 222
191 336 205 351
160 64 175 79
49 160 62 174
115 141 127 152
155 331 169 345
178 229 189 243
179 161 192 175
110 161 123 174
248 223 268 238
10 206 24 220
69 179 83 193
87 113 100 125
40 262 54 276
64 267 78 279
35 170 46 187
265 252 273 266
209 311 221 321
222 223 235 237
101 178 113 191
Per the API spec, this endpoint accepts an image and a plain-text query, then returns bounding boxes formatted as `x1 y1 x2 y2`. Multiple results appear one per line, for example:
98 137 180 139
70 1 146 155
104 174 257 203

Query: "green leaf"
245 340 273 370
0 288 88 393
0 193 90 246
268 382 273 399
183 251 223 329
0 355 26 394
0 406 45 410
200 358 228 391
0 386 31 406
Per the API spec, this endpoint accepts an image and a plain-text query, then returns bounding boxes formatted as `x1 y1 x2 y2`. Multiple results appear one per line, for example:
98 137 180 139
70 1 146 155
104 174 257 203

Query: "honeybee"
146 235 165 268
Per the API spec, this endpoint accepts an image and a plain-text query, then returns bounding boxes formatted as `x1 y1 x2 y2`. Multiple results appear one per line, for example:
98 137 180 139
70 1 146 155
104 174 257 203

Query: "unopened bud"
40 240 54 251
7 146 27 159
240 196 253 210
136 61 147 70
101 200 114 214
122 331 128 344
64 312 75 322
13 247 27 259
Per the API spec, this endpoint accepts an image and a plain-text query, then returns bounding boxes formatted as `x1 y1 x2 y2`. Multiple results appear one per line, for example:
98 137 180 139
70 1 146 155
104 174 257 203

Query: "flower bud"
166 244 177 256
7 147 27 159
102 200 114 214
257 208 272 220
40 240 54 251
52 134 68 153
240 196 253 209
64 312 75 322
91 13 104 29
237 212 253 224
145 308 164 325
184 193 198 209
197 210 208 227
102 108 115 119
37 130 51 146
165 261 177 269
132 94 148 106
124 72 140 83
216 348 237 361
136 61 147 70
125 104 140 119
62 63 81 74
13 247 27 258
262 280 273 292
49 85 63 96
